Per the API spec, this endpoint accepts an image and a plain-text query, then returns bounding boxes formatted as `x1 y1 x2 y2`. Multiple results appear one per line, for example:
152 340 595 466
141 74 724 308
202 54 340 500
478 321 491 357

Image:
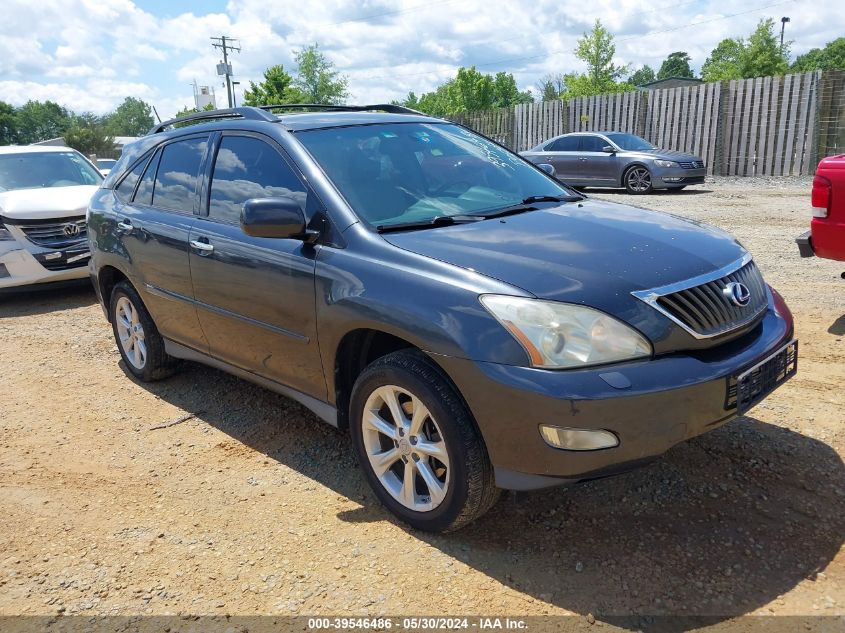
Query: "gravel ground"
0 177 843 627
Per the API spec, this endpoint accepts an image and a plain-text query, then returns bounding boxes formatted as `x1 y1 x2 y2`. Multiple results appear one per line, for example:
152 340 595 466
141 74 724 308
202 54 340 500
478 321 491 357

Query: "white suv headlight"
480 295 652 369
654 159 679 168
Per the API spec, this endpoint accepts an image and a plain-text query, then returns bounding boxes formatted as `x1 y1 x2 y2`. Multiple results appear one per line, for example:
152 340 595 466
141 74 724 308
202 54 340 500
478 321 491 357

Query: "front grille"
635 258 768 339
679 160 705 169
19 217 87 249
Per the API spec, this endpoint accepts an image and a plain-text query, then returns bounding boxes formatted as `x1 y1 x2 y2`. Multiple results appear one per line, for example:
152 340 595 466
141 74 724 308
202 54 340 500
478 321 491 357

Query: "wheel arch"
621 161 650 187
96 265 131 322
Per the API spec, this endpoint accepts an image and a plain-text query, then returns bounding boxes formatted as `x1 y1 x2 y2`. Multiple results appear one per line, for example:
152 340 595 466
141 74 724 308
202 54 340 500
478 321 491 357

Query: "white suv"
0 146 102 289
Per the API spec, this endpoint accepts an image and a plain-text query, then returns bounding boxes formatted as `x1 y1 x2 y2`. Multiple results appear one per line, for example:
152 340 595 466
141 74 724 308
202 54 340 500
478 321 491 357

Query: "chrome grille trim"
632 253 769 340
19 217 87 249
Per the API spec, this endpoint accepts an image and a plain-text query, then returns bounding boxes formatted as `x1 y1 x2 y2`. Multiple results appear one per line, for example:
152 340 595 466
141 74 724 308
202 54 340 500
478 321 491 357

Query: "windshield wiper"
472 194 584 220
376 214 482 233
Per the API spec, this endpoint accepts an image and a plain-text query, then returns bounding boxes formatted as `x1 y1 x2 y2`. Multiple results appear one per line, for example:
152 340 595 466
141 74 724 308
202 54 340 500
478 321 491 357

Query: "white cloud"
0 0 840 119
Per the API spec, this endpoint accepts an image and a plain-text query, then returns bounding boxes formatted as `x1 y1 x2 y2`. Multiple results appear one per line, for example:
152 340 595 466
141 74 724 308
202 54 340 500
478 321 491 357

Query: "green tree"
0 101 18 145
14 100 72 144
103 97 154 136
64 113 115 156
628 65 656 86
491 71 533 107
657 52 694 79
572 20 629 96
292 44 349 104
739 18 789 78
701 38 745 82
171 103 215 127
242 64 305 106
791 37 845 72
405 67 531 116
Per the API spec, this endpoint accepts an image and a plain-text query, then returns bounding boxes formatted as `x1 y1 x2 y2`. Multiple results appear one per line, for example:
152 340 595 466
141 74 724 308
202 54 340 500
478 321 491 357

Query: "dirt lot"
1 177 843 627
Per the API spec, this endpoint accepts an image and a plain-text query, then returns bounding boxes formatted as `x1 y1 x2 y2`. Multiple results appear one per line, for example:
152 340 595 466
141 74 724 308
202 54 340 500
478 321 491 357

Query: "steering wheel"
431 181 473 197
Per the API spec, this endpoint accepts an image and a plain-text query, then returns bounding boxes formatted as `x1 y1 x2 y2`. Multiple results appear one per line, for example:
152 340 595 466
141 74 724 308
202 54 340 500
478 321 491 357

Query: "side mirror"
537 163 555 175
602 145 616 154
240 197 316 241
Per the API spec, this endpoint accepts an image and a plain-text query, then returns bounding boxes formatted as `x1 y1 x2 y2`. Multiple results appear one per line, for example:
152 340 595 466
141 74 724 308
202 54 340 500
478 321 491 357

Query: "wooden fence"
451 70 845 177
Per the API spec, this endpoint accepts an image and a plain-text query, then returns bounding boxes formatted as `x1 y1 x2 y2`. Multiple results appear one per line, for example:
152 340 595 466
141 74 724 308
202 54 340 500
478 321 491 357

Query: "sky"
0 0 842 120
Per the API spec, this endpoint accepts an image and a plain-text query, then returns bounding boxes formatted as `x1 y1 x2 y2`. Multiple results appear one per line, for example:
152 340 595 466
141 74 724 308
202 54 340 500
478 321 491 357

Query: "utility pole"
211 35 240 108
780 16 790 49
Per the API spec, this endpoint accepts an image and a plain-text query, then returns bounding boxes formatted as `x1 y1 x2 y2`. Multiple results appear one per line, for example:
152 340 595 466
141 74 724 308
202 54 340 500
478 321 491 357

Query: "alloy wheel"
627 167 652 193
115 296 147 370
361 385 450 512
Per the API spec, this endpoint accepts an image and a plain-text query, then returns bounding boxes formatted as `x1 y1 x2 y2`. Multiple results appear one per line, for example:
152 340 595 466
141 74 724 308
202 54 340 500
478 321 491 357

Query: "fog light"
539 425 619 451
664 177 682 182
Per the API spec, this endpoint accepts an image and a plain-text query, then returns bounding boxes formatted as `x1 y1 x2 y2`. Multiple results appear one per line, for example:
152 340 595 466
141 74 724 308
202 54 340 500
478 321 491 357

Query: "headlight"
654 159 679 168
0 224 14 241
480 295 652 369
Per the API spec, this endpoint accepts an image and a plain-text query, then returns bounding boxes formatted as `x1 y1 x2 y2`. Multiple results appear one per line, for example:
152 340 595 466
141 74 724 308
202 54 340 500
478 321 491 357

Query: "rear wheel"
109 280 177 381
624 166 653 194
349 350 499 532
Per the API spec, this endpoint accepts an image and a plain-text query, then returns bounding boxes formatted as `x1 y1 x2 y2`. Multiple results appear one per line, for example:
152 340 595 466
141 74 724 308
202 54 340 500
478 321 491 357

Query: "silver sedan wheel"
115 296 146 370
361 385 450 512
626 167 652 193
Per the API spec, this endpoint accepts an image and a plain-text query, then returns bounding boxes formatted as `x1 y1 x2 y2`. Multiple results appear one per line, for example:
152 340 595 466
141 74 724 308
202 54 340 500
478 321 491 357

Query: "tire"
109 280 178 381
624 165 653 194
349 350 499 532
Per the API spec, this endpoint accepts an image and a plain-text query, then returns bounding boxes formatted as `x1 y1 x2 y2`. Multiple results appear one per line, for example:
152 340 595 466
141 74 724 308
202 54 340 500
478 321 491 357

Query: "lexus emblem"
724 282 751 307
62 223 81 237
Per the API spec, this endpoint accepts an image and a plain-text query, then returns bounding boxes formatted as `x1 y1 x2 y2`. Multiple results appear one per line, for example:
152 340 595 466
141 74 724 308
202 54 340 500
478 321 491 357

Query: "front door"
188 133 324 399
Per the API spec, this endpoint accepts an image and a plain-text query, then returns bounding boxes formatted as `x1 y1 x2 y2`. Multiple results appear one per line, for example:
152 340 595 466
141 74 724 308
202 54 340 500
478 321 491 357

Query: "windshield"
605 133 657 151
296 122 571 228
0 151 103 192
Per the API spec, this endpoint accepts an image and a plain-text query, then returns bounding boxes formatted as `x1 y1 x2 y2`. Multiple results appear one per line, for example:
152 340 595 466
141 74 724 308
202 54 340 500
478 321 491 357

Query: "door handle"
579 157 588 161
116 219 133 232
190 239 214 253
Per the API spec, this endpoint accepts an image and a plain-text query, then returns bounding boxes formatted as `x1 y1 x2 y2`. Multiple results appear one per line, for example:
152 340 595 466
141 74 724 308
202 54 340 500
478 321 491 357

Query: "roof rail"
149 107 280 134
258 103 425 116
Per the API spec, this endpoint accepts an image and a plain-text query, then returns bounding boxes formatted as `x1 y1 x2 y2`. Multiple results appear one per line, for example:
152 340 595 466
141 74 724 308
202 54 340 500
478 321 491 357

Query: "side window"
579 136 607 152
208 136 307 224
134 148 160 206
115 154 151 203
546 136 579 151
152 137 208 213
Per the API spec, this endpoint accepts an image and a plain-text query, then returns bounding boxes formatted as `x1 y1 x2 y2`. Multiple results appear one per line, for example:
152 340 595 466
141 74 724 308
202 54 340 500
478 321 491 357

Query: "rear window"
151 137 208 213
0 151 102 192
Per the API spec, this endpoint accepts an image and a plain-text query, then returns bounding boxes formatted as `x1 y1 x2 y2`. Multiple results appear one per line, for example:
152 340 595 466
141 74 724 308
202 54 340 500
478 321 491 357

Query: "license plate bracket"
734 340 798 415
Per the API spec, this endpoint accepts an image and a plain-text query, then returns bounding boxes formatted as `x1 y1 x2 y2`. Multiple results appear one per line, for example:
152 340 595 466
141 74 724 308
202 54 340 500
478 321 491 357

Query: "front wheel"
624 166 653 194
349 350 499 532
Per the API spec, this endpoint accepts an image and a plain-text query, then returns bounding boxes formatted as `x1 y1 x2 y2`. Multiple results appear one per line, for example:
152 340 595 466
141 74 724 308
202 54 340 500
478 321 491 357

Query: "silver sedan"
521 131 706 194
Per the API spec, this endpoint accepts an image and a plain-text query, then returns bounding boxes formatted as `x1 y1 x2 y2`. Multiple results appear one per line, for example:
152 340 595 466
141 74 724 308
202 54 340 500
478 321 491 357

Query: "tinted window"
579 136 608 152
208 136 307 224
152 137 208 212
546 136 579 151
116 155 151 203
296 123 570 227
605 133 656 151
134 149 160 206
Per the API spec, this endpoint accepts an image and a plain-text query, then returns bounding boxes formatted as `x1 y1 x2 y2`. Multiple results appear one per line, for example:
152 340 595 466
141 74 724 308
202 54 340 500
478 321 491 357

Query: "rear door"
578 135 617 185
188 132 324 399
543 136 581 183
110 135 210 351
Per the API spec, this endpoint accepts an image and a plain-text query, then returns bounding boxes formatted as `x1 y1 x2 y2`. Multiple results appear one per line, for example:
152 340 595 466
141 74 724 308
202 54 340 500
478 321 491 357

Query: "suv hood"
0 185 97 221
383 198 746 319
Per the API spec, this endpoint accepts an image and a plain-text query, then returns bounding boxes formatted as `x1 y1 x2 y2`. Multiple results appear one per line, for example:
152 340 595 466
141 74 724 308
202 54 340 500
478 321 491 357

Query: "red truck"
797 155 845 269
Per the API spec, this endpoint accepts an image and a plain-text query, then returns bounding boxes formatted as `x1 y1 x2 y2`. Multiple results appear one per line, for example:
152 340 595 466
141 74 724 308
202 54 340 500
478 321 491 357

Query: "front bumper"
0 243 89 289
652 166 706 188
435 302 793 490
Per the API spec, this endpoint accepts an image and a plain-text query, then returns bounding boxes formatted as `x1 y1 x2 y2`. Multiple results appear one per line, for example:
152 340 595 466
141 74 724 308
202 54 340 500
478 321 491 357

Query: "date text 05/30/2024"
308 617 528 629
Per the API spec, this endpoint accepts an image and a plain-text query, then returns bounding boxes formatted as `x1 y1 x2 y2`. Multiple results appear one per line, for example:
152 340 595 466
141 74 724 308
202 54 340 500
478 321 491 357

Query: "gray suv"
521 132 706 194
88 105 795 532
